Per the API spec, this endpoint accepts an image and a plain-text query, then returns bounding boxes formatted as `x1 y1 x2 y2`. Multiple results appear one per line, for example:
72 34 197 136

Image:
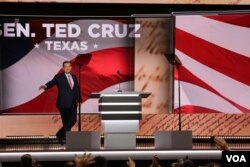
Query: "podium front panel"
99 96 141 103
102 120 139 133
101 113 141 120
104 133 136 149
98 93 143 121
99 105 141 111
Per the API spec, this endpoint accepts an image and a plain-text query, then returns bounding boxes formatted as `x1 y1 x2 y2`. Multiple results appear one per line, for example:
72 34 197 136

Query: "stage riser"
1 136 250 145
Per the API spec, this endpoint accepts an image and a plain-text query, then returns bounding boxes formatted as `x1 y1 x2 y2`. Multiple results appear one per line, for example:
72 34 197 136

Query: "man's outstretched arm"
39 75 58 91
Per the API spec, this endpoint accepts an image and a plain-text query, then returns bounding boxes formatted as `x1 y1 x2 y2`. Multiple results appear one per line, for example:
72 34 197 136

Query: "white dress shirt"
65 73 74 88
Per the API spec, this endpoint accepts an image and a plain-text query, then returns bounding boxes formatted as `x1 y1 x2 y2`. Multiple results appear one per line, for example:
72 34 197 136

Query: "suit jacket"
45 73 82 108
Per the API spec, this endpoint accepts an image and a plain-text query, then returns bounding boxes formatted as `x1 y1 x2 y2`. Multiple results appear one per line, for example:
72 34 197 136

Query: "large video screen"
174 13 250 114
0 17 138 114
1 13 249 138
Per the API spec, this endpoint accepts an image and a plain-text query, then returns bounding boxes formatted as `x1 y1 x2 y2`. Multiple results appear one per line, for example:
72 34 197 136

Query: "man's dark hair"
183 159 195 167
20 154 34 167
62 61 71 67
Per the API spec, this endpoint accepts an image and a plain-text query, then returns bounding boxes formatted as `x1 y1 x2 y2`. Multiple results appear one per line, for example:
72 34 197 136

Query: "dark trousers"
56 105 77 139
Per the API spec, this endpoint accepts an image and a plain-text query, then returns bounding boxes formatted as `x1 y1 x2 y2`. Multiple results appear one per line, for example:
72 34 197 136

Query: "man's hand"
75 153 95 167
214 137 230 151
127 157 135 167
39 85 46 91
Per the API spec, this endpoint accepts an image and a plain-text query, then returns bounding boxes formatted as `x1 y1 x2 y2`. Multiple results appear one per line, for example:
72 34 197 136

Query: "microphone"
117 70 122 92
174 55 182 65
164 53 182 65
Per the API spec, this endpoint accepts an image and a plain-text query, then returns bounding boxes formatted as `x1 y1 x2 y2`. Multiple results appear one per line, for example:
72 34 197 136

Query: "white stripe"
174 81 242 114
176 49 250 109
100 103 140 105
176 15 250 58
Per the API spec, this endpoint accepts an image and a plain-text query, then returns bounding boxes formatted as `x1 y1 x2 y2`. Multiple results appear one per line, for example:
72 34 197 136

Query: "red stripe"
2 47 133 113
204 14 250 28
174 66 250 113
174 105 221 114
175 28 250 86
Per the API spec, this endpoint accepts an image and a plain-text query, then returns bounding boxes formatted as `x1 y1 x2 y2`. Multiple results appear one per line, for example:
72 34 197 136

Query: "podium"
90 91 151 149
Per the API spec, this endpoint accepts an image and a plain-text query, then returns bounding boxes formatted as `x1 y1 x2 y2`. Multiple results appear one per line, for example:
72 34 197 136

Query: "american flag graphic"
174 14 250 113
0 19 134 114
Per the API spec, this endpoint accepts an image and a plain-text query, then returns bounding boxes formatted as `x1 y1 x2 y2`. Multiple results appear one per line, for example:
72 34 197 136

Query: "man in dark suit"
39 61 82 144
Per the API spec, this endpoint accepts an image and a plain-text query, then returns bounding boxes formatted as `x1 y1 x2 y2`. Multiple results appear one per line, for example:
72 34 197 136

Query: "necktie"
67 74 73 89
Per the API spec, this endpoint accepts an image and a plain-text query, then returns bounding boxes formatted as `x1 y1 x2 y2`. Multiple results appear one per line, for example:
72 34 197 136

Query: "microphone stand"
176 62 181 131
165 53 182 131
74 53 92 132
77 64 83 132
117 70 122 92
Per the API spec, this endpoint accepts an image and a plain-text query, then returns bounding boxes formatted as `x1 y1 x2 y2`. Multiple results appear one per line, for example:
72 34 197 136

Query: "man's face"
63 62 72 73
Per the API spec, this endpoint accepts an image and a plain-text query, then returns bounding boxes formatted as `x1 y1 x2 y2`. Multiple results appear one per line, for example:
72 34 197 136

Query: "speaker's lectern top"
89 91 151 98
